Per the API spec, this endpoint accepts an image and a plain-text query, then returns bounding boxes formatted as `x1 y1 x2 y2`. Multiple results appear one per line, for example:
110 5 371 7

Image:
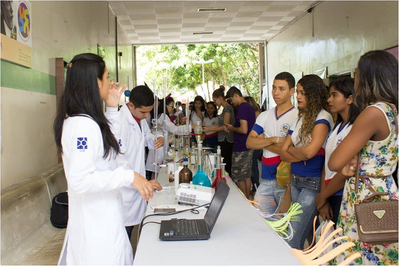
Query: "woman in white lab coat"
145 96 190 174
53 53 154 265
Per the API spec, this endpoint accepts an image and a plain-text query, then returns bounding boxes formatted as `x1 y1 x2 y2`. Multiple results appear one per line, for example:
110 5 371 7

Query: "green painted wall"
1 60 56 95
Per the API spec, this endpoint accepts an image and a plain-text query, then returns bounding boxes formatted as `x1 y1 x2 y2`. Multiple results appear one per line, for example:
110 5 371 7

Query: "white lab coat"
58 116 134 265
106 105 156 226
145 113 189 173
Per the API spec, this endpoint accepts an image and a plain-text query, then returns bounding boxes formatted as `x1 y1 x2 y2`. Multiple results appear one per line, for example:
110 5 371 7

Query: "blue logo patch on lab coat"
77 137 88 150
118 139 122 147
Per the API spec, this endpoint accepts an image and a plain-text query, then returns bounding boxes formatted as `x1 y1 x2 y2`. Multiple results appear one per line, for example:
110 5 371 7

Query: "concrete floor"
28 230 66 265
29 226 140 265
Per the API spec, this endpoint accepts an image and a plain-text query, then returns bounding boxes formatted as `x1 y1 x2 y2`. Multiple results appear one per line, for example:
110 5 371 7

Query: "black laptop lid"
204 180 230 234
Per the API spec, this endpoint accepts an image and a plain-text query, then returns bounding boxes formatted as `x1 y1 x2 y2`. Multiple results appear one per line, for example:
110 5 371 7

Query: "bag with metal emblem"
354 102 398 244
354 165 398 244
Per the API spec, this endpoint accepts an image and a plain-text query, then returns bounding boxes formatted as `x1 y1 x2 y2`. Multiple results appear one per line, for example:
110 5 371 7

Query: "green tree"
137 43 260 103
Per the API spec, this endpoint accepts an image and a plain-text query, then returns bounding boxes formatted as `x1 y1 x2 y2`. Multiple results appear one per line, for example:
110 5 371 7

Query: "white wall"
266 1 398 109
1 2 133 189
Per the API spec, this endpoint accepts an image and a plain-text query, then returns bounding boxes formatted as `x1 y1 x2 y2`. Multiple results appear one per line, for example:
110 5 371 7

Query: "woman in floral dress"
328 50 398 265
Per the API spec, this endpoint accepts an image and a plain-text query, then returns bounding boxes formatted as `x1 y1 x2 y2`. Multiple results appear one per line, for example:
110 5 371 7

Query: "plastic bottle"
179 156 193 184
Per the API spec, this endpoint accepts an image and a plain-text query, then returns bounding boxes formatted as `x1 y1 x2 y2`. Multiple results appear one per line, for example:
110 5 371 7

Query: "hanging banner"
1 0 32 68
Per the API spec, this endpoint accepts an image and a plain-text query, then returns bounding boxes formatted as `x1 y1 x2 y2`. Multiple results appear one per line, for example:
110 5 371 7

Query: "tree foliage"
137 43 260 103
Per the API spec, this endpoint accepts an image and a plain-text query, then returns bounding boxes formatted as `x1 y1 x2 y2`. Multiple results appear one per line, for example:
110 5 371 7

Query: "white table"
134 168 300 265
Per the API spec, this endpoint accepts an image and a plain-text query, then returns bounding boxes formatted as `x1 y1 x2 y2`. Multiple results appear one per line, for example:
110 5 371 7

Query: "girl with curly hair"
280 74 334 249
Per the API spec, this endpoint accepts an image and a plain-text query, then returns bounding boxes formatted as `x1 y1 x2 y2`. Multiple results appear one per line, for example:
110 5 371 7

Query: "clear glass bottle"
179 156 192 184
191 144 197 167
168 170 175 183
192 143 211 187
194 121 202 144
183 136 191 163
212 146 223 188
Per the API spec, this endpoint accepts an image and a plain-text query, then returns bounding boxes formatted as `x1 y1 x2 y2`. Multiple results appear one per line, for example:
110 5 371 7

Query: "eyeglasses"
167 104 174 107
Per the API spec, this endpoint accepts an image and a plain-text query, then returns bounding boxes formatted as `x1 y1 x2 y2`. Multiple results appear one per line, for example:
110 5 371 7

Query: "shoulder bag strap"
355 157 360 194
355 156 389 201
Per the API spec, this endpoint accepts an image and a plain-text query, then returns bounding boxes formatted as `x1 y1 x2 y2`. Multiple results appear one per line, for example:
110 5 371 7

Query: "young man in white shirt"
246 72 298 214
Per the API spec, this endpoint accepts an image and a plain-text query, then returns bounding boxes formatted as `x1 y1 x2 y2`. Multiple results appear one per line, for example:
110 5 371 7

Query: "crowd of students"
54 49 397 265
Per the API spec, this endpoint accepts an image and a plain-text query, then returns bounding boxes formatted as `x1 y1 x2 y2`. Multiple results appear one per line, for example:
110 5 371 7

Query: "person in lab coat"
106 85 163 239
145 96 190 175
53 53 154 265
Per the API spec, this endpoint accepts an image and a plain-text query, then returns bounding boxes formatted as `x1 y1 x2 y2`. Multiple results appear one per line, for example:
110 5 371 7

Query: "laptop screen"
204 180 230 233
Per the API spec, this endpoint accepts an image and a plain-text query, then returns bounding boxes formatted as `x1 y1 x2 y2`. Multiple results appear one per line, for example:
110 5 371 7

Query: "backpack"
50 192 68 228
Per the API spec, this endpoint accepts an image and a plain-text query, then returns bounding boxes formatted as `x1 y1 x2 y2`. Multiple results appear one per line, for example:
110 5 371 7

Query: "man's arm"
225 119 248 134
246 129 279 150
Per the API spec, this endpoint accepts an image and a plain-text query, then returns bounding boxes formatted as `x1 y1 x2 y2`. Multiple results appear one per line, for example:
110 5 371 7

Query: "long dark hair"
329 77 361 129
189 95 206 121
158 96 174 117
206 101 218 118
356 50 398 110
53 53 120 159
296 74 329 145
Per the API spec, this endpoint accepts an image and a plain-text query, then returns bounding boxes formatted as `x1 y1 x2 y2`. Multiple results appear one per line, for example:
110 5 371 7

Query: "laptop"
159 180 230 241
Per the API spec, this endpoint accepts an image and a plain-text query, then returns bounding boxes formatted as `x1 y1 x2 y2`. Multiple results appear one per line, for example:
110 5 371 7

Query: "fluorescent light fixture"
198 7 226 12
192 31 213 35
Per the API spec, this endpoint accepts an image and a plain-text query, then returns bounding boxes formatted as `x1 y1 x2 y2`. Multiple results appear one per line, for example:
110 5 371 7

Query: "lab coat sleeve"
106 106 129 168
105 106 122 140
65 119 134 194
143 121 156 149
166 119 189 135
164 115 178 133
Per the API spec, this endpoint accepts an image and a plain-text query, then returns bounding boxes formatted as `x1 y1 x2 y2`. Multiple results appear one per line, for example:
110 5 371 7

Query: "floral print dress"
333 102 398 265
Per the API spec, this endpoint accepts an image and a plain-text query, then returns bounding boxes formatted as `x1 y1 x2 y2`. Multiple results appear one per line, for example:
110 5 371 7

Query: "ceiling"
109 1 319 45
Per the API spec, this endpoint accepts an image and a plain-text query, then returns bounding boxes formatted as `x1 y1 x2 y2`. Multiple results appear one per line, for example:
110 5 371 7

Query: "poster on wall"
0 0 32 68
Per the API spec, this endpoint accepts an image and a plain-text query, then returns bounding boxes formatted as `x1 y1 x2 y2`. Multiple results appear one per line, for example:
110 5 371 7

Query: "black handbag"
50 192 69 228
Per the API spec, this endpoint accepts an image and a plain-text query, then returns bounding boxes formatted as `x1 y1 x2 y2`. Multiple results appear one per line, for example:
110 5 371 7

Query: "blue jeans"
257 179 286 215
287 174 320 250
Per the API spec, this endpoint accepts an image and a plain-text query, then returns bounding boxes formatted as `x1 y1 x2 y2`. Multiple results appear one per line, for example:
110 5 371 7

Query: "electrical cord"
142 221 161 226
136 202 210 244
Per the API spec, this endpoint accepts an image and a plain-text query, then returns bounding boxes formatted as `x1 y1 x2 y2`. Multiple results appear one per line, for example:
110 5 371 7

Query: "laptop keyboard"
175 220 200 236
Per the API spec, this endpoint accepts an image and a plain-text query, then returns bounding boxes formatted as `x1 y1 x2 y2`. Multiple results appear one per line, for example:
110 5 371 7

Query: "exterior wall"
1 2 133 189
265 1 398 109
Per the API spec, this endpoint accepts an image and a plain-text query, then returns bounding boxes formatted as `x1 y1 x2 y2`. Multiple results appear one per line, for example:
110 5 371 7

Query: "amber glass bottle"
179 157 192 184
